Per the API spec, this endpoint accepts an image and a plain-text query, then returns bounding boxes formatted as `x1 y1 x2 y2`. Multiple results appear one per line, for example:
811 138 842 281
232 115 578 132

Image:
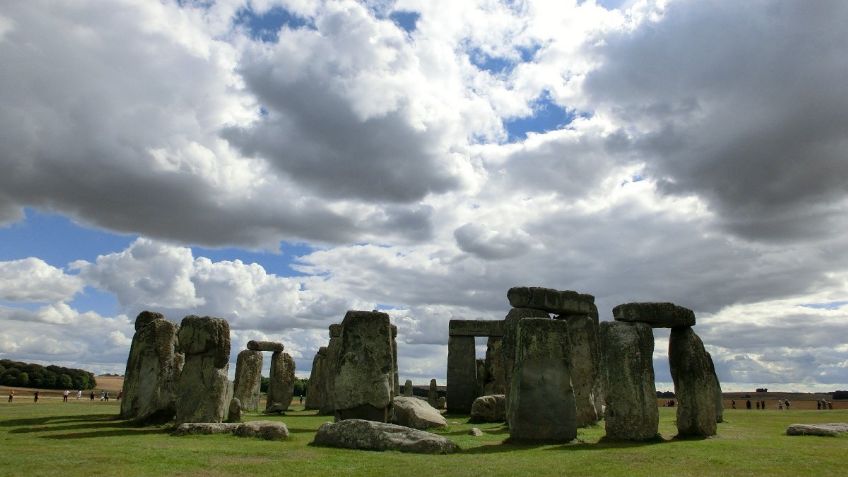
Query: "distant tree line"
260 377 308 397
0 359 97 390
833 390 848 400
656 391 675 398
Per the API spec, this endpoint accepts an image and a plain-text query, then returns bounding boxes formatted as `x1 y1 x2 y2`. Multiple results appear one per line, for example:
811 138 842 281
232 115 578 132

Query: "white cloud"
0 258 83 303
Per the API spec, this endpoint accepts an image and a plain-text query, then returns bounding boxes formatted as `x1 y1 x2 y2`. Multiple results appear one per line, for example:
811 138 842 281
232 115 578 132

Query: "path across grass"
1 401 844 476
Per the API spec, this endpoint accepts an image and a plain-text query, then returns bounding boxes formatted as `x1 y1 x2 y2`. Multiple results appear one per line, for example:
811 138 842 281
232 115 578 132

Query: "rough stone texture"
173 422 238 436
305 347 327 410
333 311 394 422
507 287 596 315
600 321 658 440
706 352 723 423
319 324 343 416
470 394 506 423
227 398 242 423
561 314 601 427
120 312 183 423
469 427 483 436
612 302 696 328
446 335 476 413
508 319 576 443
437 397 446 409
502 307 550 409
392 396 448 430
233 421 289 440
475 359 487 397
391 324 400 398
403 379 413 397
786 423 848 436
669 327 718 437
482 337 506 396
312 419 459 454
232 350 263 412
266 351 295 414
428 379 439 408
174 315 231 425
246 340 285 352
448 320 505 337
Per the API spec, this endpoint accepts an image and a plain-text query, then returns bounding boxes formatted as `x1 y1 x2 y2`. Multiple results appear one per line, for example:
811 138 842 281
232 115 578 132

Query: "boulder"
305 347 327 410
333 311 394 422
120 311 183 423
508 318 577 443
266 351 295 414
312 419 459 454
507 287 596 315
246 340 285 352
561 314 601 427
669 327 718 437
392 396 447 430
233 421 289 440
469 427 483 437
174 316 231 425
612 302 695 328
470 394 506 423
786 423 848 436
232 350 263 412
600 321 658 440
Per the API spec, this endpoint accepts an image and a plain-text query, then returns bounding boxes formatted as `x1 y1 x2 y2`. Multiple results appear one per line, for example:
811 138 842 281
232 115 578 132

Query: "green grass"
0 400 845 477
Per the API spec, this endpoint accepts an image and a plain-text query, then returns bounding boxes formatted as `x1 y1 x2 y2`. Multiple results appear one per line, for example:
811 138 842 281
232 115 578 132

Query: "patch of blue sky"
469 47 516 76
503 93 579 143
799 301 848 310
233 5 313 43
69 287 121 316
193 242 315 278
389 10 419 34
0 208 136 268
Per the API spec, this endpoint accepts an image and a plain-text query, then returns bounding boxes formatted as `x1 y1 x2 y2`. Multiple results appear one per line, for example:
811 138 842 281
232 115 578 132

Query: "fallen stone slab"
392 396 447 430
507 287 596 315
173 422 239 436
612 302 695 328
312 419 459 454
470 394 505 423
786 423 848 436
173 421 289 440
247 340 285 352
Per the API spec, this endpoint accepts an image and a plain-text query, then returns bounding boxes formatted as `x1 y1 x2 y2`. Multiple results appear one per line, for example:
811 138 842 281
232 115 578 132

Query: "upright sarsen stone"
120 311 183 423
706 352 724 423
508 318 576 442
391 324 400 398
669 327 718 437
333 311 394 422
266 352 295 413
600 321 658 440
174 315 231 425
561 314 601 427
233 350 263 412
319 324 343 416
502 307 550 407
305 347 327 410
446 334 476 413
482 337 506 396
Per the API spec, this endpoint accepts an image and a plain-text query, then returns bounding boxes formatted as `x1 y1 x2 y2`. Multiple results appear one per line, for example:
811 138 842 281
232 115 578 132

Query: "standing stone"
319 324 343 416
266 352 295 414
428 379 439 407
120 311 183 423
391 324 400 398
232 350 263 412
475 359 487 398
404 379 414 397
482 337 506 395
560 314 601 427
174 315 231 425
333 311 394 422
612 302 696 328
669 327 717 437
706 352 724 423
446 334 476 413
305 347 327 410
227 398 242 423
502 307 550 408
600 321 658 440
508 318 576 442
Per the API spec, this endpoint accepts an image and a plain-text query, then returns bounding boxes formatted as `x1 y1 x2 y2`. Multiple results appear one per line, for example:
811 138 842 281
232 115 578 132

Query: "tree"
59 374 73 389
17 372 29 387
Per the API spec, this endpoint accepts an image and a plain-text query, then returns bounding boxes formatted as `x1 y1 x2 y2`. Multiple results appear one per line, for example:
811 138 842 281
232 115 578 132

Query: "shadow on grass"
41 428 167 439
459 435 668 454
9 418 144 434
0 413 118 428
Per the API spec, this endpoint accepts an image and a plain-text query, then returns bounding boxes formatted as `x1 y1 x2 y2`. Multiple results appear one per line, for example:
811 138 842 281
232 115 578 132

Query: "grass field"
0 399 845 477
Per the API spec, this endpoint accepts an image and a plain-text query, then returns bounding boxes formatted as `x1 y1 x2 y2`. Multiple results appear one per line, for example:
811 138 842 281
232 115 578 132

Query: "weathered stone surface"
613 302 696 328
600 321 658 440
482 337 506 396
333 311 394 422
446 335 476 413
502 307 550 408
233 421 289 440
706 352 723 423
312 419 459 454
227 398 242 423
786 423 848 436
469 427 483 436
437 397 446 409
173 422 238 436
403 379 413 397
174 316 231 425
475 359 487 397
448 320 505 337
246 340 285 352
232 350 263 412
561 314 601 427
428 379 439 408
391 324 399 398
319 324 343 416
305 347 327 410
669 327 718 437
470 394 506 423
392 396 448 430
508 319 576 443
266 351 295 414
120 312 183 423
507 287 596 315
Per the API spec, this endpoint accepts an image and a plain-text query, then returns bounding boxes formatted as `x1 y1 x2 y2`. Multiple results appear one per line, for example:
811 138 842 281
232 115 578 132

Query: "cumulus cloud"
0 258 83 303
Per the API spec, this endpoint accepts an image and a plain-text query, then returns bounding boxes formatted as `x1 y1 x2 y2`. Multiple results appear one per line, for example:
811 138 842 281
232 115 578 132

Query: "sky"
1 0 847 393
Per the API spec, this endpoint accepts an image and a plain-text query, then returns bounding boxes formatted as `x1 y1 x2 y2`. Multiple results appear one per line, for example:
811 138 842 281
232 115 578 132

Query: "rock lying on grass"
391 396 447 430
312 419 459 454
469 394 505 423
173 421 289 440
786 423 848 437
